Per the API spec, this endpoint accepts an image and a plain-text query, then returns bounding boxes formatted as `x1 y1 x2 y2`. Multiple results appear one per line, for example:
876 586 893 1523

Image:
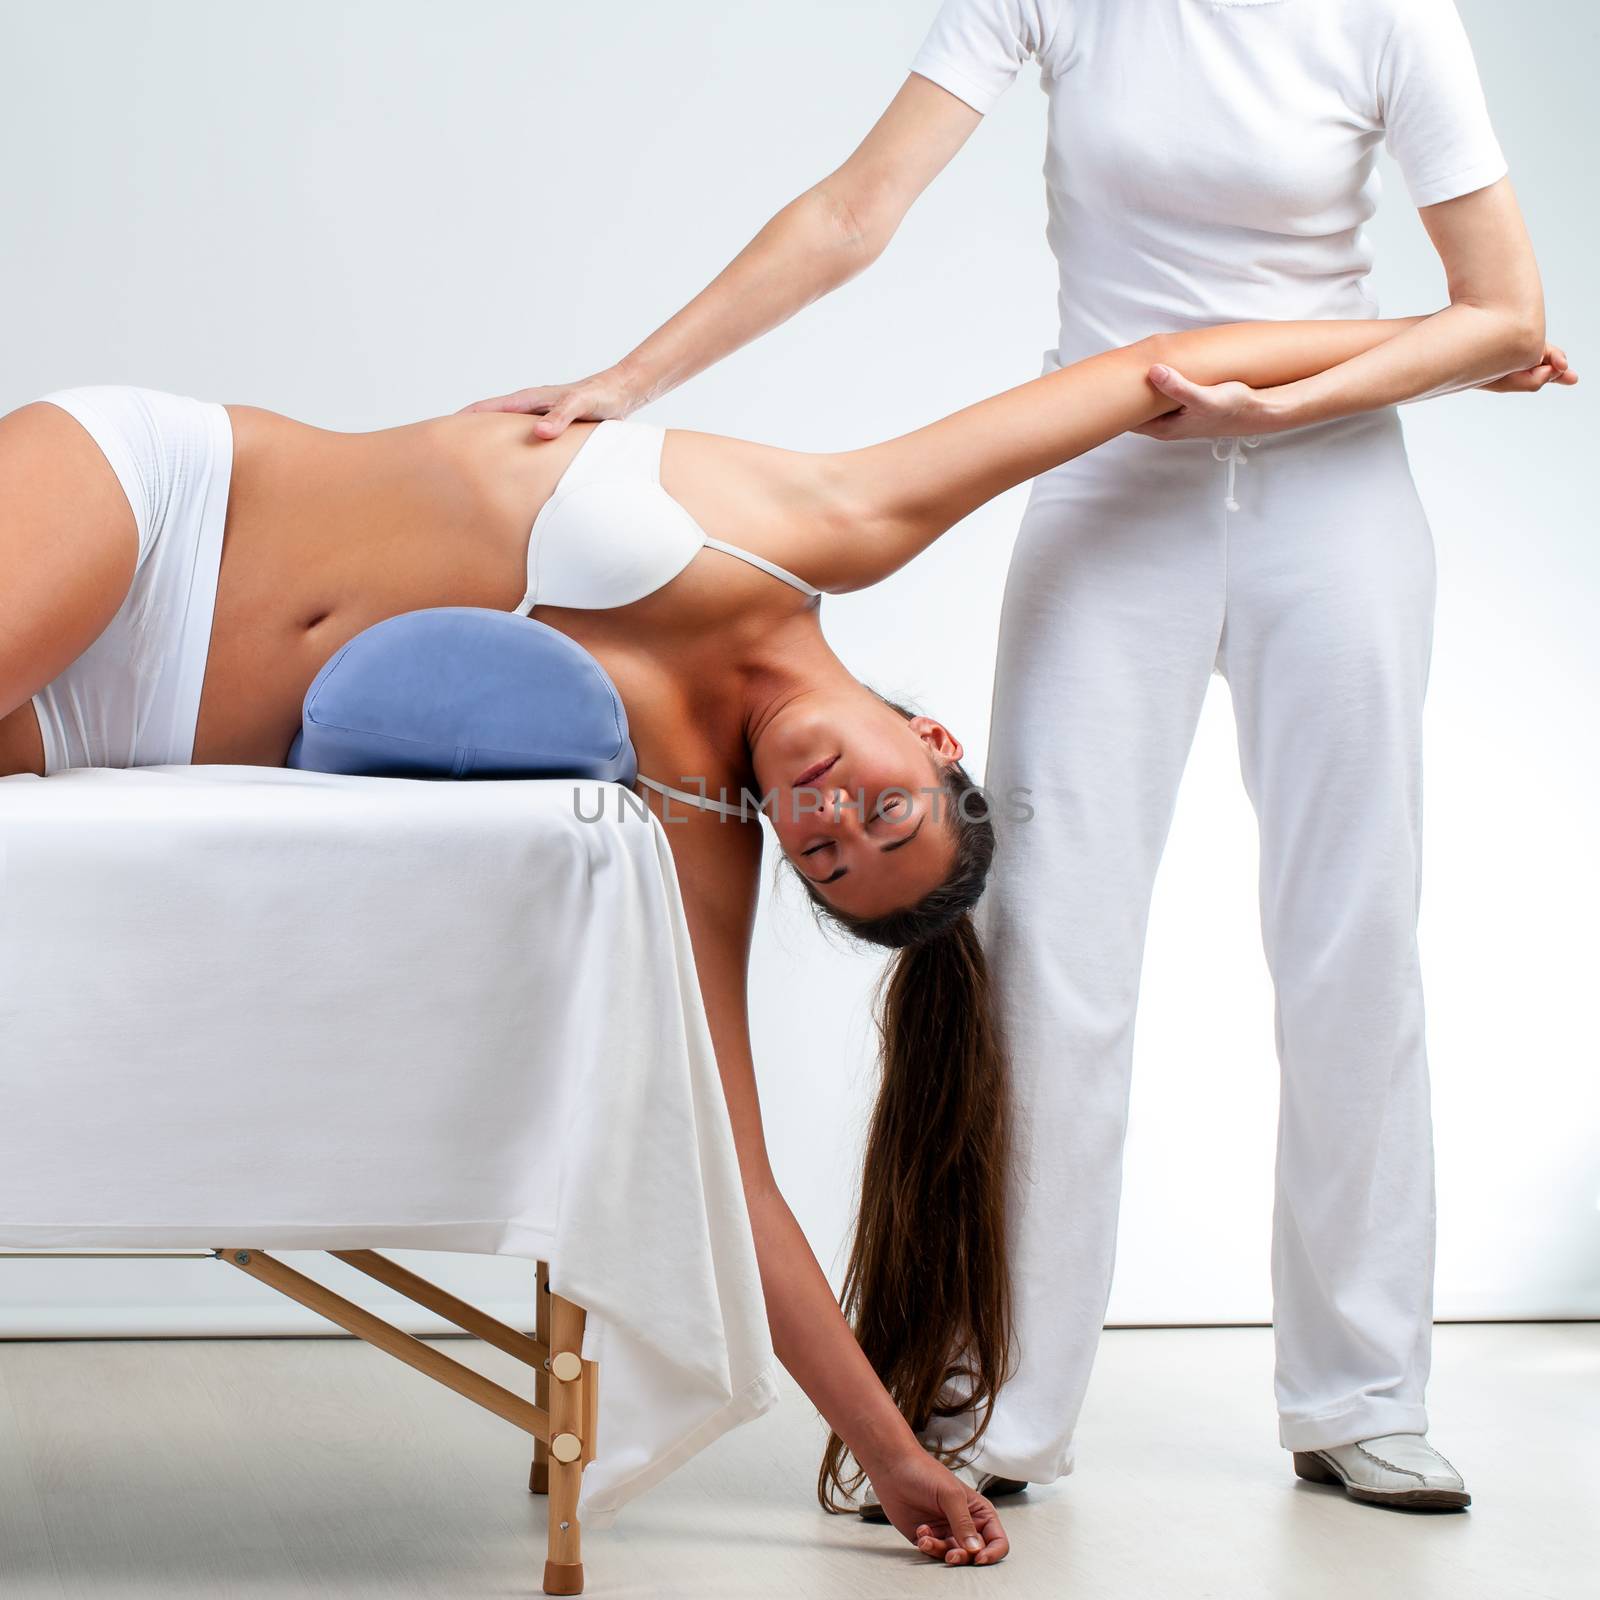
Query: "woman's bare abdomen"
189 407 587 765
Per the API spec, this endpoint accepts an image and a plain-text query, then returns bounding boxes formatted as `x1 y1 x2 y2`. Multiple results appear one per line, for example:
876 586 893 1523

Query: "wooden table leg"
542 1287 587 1596
214 1248 596 1593
530 1260 550 1496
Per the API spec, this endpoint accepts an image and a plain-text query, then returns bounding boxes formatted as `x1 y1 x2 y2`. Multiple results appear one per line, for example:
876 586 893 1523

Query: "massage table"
0 765 781 1595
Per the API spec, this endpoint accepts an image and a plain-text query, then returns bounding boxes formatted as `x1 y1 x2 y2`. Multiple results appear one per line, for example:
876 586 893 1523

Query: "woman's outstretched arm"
817 316 1424 591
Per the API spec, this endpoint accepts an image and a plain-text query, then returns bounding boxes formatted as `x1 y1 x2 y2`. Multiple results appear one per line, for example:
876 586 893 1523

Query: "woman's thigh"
0 401 138 774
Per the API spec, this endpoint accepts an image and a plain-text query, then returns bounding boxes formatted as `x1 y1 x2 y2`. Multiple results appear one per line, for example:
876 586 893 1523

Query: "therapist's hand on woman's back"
460 366 642 435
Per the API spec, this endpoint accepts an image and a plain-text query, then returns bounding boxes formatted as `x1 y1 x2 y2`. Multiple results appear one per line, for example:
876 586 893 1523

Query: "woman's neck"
738 612 857 754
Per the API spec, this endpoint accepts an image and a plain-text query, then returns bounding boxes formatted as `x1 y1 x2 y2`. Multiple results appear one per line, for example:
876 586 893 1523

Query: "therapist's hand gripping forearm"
1135 176 1576 439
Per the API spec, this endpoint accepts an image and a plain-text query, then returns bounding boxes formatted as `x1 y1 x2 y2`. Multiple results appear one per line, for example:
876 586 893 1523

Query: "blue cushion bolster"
286 606 637 783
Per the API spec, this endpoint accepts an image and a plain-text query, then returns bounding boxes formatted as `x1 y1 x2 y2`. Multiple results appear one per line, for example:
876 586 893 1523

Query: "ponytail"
816 911 1015 1510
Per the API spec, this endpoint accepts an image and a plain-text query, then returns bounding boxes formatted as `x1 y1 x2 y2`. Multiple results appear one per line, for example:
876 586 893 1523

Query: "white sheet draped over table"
0 765 780 1526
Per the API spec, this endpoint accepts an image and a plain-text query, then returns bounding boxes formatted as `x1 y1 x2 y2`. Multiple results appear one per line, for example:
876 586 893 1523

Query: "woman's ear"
907 714 963 763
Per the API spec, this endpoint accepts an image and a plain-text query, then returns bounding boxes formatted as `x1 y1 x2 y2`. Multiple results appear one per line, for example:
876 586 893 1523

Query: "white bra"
513 418 821 615
514 418 817 820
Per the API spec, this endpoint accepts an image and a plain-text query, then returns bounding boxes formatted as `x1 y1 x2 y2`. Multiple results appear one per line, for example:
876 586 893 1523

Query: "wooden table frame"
6 1248 599 1595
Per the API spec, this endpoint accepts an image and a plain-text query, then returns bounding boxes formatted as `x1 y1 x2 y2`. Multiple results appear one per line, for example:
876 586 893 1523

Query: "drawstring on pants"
1213 435 1262 511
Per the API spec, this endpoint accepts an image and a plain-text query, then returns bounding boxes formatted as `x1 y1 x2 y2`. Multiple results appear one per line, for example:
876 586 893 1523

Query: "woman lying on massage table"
2 314 1437 1566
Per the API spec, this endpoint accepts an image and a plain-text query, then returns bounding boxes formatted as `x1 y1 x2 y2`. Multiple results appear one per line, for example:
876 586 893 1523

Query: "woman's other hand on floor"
458 366 641 436
869 1448 1009 1567
1476 341 1578 392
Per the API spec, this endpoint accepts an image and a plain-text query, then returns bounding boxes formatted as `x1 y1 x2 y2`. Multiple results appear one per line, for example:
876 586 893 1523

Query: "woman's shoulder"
612 655 764 826
631 725 765 839
639 759 767 951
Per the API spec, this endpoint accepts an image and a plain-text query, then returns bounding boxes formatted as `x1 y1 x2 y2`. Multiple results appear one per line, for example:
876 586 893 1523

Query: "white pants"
929 406 1439 1480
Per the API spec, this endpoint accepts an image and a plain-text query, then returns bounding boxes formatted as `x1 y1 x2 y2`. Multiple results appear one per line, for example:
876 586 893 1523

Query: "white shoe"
1293 1433 1471 1510
967 1465 1029 1500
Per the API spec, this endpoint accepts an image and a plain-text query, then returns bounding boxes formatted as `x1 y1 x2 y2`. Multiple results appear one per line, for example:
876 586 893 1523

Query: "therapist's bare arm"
1140 178 1576 439
463 76 981 427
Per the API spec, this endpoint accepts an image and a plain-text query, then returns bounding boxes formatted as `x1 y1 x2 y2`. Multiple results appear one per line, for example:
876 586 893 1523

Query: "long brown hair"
791 700 1015 1512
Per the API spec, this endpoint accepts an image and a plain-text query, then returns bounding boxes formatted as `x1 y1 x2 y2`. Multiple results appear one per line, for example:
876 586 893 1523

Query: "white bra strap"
700 536 821 599
634 772 756 819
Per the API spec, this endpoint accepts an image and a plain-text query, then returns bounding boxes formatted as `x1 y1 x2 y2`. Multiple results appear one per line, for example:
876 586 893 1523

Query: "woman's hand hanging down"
457 366 643 435
868 1448 1010 1567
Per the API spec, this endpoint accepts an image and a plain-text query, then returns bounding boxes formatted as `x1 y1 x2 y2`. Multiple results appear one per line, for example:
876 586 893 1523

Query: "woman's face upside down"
752 686 963 921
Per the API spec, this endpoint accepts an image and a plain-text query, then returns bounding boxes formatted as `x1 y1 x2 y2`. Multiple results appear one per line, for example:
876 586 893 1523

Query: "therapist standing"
470 0 1570 1518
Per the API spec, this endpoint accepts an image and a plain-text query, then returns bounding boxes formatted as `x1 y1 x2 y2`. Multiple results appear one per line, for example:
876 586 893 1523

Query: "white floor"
0 1322 1593 1599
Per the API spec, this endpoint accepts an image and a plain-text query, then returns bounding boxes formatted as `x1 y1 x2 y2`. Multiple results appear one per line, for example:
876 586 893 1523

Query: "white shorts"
30 386 232 774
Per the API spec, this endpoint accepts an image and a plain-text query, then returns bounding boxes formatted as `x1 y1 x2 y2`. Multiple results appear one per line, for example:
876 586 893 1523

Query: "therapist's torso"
911 0 1507 366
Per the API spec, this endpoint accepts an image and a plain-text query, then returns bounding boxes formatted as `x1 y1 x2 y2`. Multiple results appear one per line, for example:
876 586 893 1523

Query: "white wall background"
1 0 1594 1339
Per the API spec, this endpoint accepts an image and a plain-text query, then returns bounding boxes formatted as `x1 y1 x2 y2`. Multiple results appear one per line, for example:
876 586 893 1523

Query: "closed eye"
801 812 922 882
880 816 924 854
801 839 848 884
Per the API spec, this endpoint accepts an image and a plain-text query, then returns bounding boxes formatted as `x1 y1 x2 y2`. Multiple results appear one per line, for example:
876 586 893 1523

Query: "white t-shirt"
911 0 1507 361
